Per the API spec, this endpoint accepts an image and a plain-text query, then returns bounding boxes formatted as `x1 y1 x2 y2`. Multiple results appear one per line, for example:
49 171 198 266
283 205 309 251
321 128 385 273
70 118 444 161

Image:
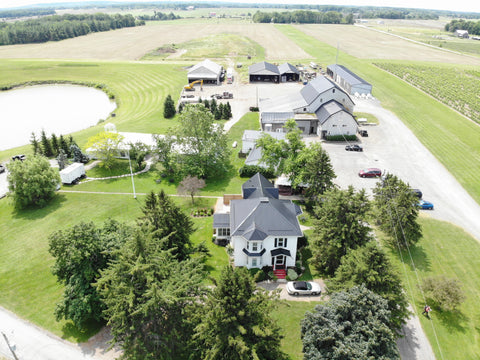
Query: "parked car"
345 144 363 152
358 168 381 178
418 199 434 210
11 154 26 161
359 130 369 137
286 281 321 296
411 189 423 199
0 164 5 173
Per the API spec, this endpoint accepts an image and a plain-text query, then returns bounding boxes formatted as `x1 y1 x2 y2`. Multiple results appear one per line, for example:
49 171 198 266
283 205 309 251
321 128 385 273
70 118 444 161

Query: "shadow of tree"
12 193 67 220
61 318 103 343
432 307 467 334
397 244 432 273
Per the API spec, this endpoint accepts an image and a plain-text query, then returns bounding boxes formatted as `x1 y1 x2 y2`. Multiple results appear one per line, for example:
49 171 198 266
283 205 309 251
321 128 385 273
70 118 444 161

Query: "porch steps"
273 269 287 279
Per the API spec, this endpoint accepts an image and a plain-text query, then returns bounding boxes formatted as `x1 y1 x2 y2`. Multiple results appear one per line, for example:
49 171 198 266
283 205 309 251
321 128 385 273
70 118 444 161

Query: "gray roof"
300 76 338 105
245 146 263 166
242 173 278 199
278 63 300 75
213 213 230 228
261 112 295 124
188 59 222 79
242 130 287 142
259 93 307 113
327 64 371 87
315 100 353 125
249 61 280 76
230 197 303 238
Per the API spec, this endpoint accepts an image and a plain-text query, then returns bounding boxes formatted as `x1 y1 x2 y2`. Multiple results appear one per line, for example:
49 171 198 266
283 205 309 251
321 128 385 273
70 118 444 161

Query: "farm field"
0 21 309 61
296 23 480 65
375 62 480 124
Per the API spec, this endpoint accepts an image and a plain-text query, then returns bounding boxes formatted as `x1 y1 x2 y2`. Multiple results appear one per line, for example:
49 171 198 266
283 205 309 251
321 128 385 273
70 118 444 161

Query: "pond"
0 85 117 151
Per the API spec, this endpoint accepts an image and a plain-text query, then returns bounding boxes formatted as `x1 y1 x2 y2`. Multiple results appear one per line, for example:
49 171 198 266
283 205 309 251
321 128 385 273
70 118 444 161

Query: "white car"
286 281 321 296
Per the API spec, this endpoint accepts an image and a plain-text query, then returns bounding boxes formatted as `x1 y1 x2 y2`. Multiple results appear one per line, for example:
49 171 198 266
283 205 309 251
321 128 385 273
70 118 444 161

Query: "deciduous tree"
7 155 60 209
301 285 400 360
85 131 124 169
310 186 372 275
422 276 466 311
178 175 205 204
373 173 422 249
194 266 288 360
96 230 206 360
329 241 410 331
174 104 230 179
48 220 131 327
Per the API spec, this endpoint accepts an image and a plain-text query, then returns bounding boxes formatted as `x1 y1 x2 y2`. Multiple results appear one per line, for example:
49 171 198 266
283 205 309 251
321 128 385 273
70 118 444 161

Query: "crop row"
374 62 480 125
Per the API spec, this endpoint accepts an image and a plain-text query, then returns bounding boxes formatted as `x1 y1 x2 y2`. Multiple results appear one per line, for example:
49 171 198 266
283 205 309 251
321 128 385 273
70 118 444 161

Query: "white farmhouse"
213 173 303 278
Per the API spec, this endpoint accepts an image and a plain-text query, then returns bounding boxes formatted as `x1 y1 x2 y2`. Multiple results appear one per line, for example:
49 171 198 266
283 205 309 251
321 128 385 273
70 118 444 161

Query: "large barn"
249 61 300 83
259 76 357 137
187 59 223 85
326 64 372 95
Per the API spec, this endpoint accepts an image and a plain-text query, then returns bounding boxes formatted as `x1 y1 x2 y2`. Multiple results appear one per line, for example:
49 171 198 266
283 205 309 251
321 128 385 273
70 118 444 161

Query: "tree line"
0 8 55 19
137 11 181 21
0 13 144 46
252 10 354 24
445 19 480 35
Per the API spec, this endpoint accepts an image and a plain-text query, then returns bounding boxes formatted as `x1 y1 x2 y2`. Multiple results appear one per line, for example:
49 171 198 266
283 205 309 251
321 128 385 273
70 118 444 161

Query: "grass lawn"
272 300 321 360
0 59 187 163
0 192 221 341
385 217 480 359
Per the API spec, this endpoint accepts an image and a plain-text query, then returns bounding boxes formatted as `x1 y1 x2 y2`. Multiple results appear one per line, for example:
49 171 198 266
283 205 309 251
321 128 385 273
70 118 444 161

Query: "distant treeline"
137 11 181 21
252 10 354 24
0 13 144 46
0 8 56 19
359 9 438 20
445 19 480 35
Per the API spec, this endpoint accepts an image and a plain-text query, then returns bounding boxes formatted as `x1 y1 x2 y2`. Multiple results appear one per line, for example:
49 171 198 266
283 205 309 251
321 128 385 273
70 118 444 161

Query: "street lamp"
127 149 136 199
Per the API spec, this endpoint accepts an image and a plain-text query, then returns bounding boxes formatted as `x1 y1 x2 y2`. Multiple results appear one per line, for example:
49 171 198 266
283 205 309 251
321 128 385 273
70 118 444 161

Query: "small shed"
455 30 469 38
249 61 280 83
327 64 372 95
187 59 222 85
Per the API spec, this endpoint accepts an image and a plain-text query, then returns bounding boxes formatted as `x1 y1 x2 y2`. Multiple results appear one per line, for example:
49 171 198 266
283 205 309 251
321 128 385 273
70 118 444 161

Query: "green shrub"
239 165 275 179
249 268 267 282
287 268 298 280
325 135 357 141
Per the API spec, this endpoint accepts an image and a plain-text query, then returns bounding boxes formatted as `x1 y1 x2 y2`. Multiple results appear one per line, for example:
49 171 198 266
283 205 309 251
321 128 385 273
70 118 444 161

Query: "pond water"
0 85 117 151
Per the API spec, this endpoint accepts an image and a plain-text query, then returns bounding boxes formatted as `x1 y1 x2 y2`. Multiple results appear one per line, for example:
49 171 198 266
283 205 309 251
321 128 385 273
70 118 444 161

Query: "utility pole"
1 332 19 360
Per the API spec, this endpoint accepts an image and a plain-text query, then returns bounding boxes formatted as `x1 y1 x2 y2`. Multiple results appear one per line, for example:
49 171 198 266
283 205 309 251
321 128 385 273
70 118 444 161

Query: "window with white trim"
274 237 287 247
252 258 258 267
247 241 262 252
218 228 230 236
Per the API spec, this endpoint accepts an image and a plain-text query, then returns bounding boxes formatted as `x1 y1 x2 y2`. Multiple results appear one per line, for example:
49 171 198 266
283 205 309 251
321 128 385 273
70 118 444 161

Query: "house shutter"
274 238 277 247
285 238 287 247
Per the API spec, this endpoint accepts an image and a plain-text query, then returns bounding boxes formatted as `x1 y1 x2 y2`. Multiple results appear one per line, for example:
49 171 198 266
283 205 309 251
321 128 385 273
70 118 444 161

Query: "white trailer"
59 163 86 185
226 67 234 84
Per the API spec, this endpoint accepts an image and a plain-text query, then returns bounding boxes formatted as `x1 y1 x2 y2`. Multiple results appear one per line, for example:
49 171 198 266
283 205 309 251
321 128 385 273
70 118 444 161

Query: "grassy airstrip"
1 18 480 358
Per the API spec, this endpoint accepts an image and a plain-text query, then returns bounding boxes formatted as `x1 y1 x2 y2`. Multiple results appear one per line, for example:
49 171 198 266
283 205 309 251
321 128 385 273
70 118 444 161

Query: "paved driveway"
321 98 480 242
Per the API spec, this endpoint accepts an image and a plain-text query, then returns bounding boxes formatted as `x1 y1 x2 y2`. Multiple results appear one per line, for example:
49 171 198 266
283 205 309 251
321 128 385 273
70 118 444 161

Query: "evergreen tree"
30 132 41 155
310 186 372 275
329 241 410 332
225 101 232 118
70 144 89 163
50 133 59 156
59 134 69 157
210 98 217 115
163 94 176 119
137 190 195 261
221 102 230 119
178 101 184 113
56 149 69 170
194 266 288 360
203 98 210 109
40 129 53 157
96 230 206 360
373 173 422 249
301 285 400 360
215 104 223 120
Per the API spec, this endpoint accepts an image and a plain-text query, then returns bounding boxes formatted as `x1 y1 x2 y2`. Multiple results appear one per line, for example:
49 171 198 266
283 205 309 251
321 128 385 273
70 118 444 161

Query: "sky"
0 0 478 13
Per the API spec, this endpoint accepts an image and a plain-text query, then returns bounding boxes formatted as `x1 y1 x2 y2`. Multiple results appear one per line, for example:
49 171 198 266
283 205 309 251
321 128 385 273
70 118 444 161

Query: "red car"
358 168 382 178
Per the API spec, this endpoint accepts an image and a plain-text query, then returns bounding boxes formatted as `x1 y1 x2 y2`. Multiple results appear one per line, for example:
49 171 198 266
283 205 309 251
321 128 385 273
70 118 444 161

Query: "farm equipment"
184 79 203 91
